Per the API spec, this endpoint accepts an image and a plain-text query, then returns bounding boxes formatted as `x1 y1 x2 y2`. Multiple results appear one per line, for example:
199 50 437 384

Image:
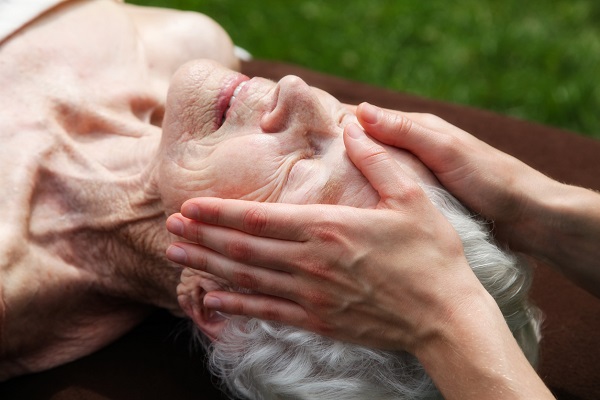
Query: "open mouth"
220 79 248 126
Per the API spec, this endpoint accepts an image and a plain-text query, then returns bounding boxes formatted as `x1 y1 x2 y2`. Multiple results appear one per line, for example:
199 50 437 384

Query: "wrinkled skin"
0 0 238 379
157 60 438 215
159 60 442 339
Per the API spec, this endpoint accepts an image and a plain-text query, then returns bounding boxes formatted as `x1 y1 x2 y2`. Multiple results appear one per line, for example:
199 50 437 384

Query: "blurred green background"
129 0 600 139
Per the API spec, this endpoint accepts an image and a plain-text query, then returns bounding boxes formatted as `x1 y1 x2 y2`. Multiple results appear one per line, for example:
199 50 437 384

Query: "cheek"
208 136 301 200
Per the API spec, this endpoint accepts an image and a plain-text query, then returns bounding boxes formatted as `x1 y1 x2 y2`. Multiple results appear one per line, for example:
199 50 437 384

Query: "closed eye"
306 133 321 157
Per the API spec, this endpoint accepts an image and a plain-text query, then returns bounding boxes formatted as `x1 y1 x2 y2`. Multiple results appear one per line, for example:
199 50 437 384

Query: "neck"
0 94 181 379
20 103 182 312
106 212 183 313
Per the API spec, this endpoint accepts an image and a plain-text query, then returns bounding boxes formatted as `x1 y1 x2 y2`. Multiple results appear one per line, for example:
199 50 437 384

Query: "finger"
166 212 185 237
356 102 463 173
167 214 305 272
203 291 311 328
180 197 336 241
343 123 426 207
356 102 421 147
167 242 300 300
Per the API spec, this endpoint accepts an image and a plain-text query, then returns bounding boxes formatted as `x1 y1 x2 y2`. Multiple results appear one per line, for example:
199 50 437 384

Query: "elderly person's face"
158 60 439 217
158 60 440 338
162 62 540 399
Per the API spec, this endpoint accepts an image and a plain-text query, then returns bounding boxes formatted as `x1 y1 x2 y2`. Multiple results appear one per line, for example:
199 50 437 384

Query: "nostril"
260 106 287 133
259 84 284 132
150 106 165 127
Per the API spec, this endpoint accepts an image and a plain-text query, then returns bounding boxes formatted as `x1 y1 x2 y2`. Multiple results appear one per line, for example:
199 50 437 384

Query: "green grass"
129 0 600 139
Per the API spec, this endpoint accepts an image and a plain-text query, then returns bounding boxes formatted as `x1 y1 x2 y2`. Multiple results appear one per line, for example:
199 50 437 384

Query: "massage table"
1 59 598 400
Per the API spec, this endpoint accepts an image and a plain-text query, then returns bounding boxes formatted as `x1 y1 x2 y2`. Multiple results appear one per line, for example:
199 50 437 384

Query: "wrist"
513 181 600 294
494 169 560 249
414 288 551 399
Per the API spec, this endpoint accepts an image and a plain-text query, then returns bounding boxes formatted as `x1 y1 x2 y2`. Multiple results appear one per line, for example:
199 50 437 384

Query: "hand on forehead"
158 59 439 219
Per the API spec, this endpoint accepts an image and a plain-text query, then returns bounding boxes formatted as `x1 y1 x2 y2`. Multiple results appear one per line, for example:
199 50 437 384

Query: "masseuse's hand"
356 103 600 297
166 123 487 352
355 103 558 243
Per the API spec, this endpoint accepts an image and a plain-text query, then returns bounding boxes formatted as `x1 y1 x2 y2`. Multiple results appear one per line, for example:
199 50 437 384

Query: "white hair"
199 185 541 400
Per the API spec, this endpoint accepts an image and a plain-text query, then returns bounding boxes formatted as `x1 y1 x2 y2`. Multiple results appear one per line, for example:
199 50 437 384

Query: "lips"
217 74 249 127
221 80 248 125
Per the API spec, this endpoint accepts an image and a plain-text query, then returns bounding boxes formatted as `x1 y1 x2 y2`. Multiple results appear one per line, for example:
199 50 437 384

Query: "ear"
177 269 229 341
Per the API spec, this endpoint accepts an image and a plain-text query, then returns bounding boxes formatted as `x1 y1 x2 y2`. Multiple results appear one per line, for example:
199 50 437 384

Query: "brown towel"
1 60 598 400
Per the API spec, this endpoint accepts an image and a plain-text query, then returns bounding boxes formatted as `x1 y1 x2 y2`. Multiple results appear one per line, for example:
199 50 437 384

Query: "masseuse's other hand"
355 103 600 298
166 123 487 352
355 103 560 244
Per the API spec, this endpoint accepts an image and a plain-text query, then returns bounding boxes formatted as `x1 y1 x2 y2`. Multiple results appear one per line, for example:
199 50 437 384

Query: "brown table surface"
1 59 599 400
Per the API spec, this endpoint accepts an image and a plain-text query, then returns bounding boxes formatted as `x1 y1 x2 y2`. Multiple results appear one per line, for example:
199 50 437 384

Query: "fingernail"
204 295 222 309
166 217 184 236
360 103 380 124
166 245 187 264
346 123 364 139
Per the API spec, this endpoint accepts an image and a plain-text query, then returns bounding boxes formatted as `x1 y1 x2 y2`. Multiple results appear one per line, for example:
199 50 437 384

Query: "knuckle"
436 130 461 152
361 145 390 168
400 181 426 203
305 288 335 309
228 296 247 314
403 179 424 196
275 284 297 301
226 239 253 261
259 306 284 322
308 316 336 337
388 112 414 136
305 262 333 281
419 112 444 127
231 269 259 291
242 205 269 235
209 201 223 224
435 132 472 165
387 179 425 207
189 251 209 270
189 221 204 243
310 220 341 243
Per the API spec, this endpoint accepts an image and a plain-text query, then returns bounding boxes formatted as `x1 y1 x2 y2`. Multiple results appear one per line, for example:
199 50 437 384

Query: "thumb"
343 123 422 208
356 102 450 171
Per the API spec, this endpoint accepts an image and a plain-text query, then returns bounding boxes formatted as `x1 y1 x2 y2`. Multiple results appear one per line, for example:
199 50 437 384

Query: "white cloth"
0 0 68 43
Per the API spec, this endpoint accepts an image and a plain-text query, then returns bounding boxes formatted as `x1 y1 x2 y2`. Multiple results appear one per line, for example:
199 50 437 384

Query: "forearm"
415 289 553 400
509 177 600 297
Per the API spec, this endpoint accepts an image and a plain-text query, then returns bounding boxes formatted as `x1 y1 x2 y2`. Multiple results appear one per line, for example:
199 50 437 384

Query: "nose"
260 75 332 133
